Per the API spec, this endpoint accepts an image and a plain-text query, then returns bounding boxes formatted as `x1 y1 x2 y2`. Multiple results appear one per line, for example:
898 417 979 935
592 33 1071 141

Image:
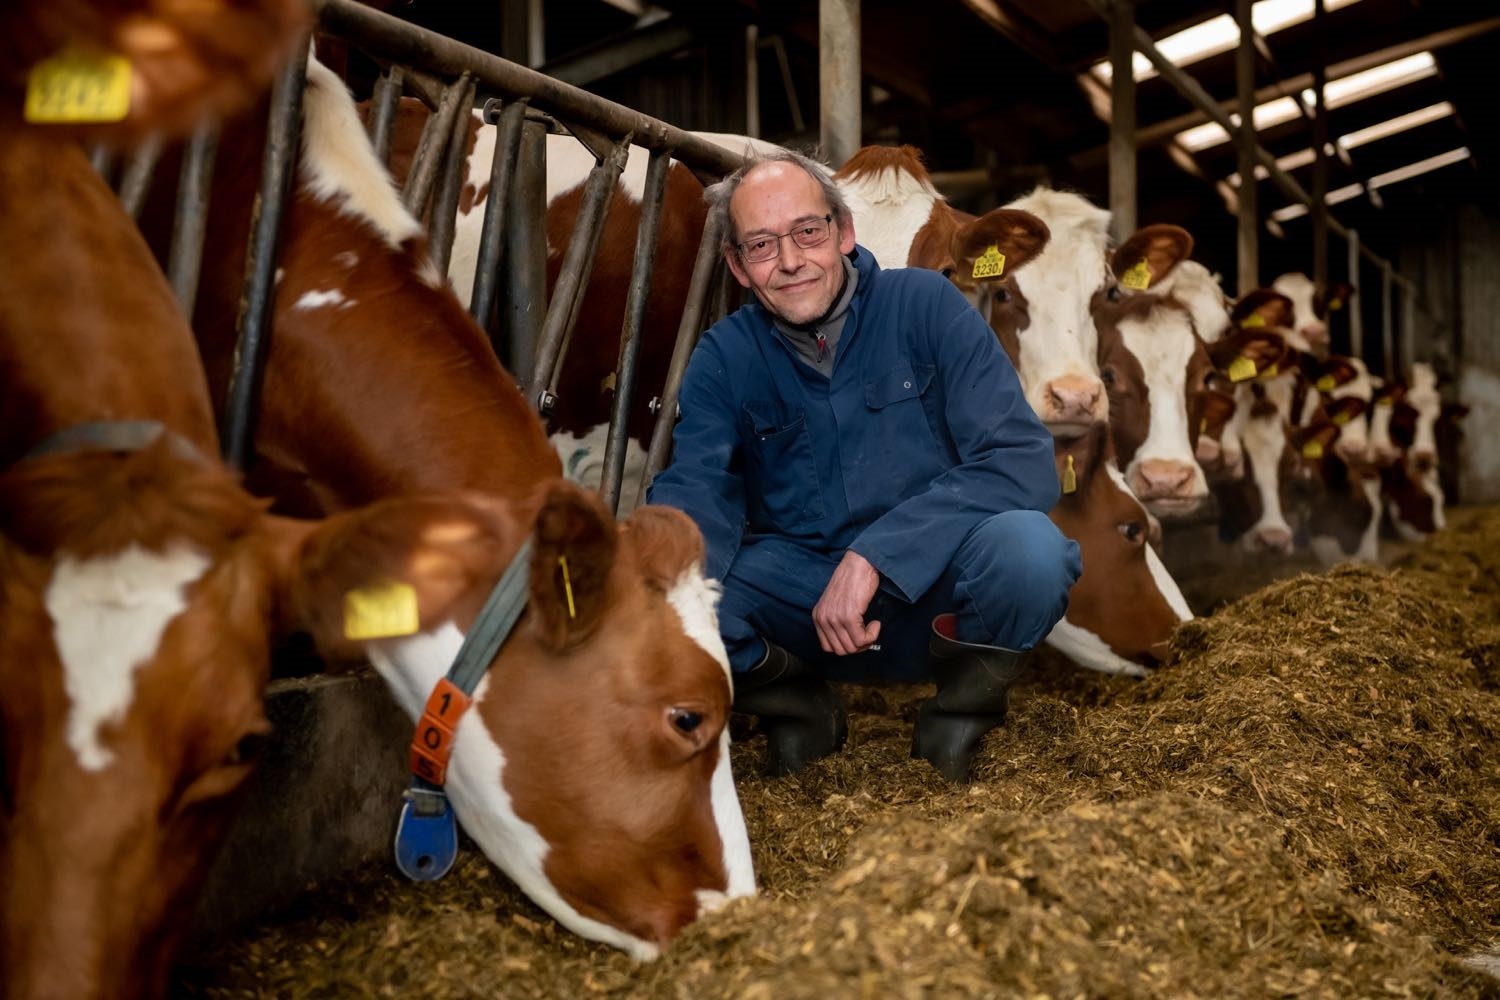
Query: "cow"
0 124 591 998
1371 362 1450 540
1094 224 1219 516
139 54 756 959
1043 423 1192 676
1270 272 1356 358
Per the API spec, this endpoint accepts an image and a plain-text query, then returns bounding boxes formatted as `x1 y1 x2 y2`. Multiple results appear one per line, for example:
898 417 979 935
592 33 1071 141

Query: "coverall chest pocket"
741 404 826 532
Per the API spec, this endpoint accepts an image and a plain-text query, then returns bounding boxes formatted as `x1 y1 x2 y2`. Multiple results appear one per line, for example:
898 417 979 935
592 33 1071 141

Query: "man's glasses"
736 215 834 263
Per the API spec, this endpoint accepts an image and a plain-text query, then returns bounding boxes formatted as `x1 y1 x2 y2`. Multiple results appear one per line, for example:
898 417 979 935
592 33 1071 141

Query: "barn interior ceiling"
370 0 1498 282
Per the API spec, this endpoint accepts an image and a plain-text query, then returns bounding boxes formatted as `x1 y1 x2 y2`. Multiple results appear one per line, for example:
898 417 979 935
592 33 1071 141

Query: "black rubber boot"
732 642 848 777
911 614 1028 782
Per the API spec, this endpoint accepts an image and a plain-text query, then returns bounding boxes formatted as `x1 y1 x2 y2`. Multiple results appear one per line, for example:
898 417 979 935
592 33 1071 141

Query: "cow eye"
224 730 269 768
993 287 1010 304
1118 521 1144 545
1101 367 1117 387
1107 285 1122 303
669 708 703 735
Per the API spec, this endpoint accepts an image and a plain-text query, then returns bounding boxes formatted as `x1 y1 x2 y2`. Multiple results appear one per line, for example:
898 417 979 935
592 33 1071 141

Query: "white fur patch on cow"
1152 260 1231 342
1117 305 1208 497
45 544 211 771
837 164 941 271
710 728 757 900
552 425 646 516
1271 272 1322 351
368 625 666 961
300 55 422 250
1003 188 1111 415
1238 390 1294 547
666 568 730 684
1044 619 1151 678
335 251 359 269
1100 462 1195 623
293 288 350 310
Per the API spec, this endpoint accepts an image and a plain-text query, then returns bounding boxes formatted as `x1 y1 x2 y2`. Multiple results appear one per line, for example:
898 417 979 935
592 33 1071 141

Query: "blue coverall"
647 247 1081 681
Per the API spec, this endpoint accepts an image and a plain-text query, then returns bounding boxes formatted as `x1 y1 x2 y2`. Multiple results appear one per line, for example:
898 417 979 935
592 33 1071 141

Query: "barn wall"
1401 198 1500 502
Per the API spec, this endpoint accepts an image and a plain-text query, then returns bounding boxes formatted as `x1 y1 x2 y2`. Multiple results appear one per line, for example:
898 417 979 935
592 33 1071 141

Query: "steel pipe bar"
643 208 727 485
117 133 164 219
1381 267 1394 378
223 43 310 469
402 72 471 219
428 75 478 277
1311 0 1329 294
1347 229 1364 359
469 97 529 332
819 0 861 169
314 0 744 178
600 147 671 514
367 65 405 165
1107 0 1136 241
502 117 549 376
528 138 628 412
1234 0 1258 295
167 122 220 318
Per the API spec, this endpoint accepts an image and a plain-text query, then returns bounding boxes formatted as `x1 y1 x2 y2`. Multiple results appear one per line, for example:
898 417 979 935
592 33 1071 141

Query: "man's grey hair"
704 148 854 259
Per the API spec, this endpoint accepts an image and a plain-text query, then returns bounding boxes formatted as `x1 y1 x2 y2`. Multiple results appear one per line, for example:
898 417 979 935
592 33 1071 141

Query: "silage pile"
179 511 1500 998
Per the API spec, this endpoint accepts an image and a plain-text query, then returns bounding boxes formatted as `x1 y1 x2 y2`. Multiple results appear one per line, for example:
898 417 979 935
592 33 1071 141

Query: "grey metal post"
401 73 471 219
1381 266 1394 378
529 139 629 413
367 65 405 166
601 148 671 514
1311 0 1329 293
469 98 528 332
167 122 220 318
504 116 549 379
1401 283 1415 373
428 75 478 277
1108 0 1136 241
746 25 761 138
1234 0 1258 296
1347 229 1363 360
642 209 728 488
117 133 164 220
223 43 309 469
819 0 860 167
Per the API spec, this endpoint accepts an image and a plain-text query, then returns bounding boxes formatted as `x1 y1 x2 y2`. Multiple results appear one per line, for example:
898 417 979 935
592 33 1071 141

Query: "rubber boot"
732 642 848 777
911 614 1027 782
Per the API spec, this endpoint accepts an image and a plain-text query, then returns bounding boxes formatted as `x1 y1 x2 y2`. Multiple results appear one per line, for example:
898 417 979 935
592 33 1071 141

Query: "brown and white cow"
141 55 755 959
1270 272 1356 358
1044 423 1192 676
1094 225 1219 516
0 126 586 999
1372 362 1449 540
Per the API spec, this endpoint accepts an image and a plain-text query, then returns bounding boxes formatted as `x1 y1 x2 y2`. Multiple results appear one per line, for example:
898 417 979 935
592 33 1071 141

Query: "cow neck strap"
23 420 207 465
394 537 533 883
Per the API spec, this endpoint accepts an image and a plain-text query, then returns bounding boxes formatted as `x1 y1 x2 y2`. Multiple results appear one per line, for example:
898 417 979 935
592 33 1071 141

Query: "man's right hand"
812 550 882 655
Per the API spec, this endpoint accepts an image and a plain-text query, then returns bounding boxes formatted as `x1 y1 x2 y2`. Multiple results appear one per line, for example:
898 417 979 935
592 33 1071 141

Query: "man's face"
725 162 857 326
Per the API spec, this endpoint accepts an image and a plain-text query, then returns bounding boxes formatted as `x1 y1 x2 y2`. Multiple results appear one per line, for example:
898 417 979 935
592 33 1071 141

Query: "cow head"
0 441 538 999
1044 423 1191 676
943 207 1050 329
1270 273 1355 357
1000 187 1115 438
344 481 752 960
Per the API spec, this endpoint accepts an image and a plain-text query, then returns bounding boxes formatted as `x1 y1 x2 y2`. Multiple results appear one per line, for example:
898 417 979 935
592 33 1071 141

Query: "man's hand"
813 550 882 655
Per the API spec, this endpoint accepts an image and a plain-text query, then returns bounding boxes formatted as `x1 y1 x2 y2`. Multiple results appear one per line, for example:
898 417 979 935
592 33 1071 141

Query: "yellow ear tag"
1228 355 1257 383
971 244 1006 280
1333 409 1352 425
1199 417 1208 435
25 48 132 123
1328 298 1344 312
344 580 420 641
1302 440 1324 459
558 555 577 620
1062 454 1078 494
1240 312 1266 329
1377 396 1394 408
1258 362 1279 380
1121 260 1152 291
1316 374 1337 392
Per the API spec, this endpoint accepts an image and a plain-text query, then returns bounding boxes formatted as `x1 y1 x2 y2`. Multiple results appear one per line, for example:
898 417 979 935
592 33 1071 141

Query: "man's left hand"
813 550 882 656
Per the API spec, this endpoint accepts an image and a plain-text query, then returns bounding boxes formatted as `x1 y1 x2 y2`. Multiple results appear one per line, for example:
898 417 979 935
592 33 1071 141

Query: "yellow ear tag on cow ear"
1229 355 1258 383
344 580 420 641
558 556 577 620
1240 312 1267 329
1333 409 1353 425
1121 260 1152 291
1328 298 1344 312
1301 440 1324 459
25 48 132 123
1316 374 1337 392
1199 417 1208 435
1258 362 1279 380
971 244 1006 280
1377 396 1394 408
1062 454 1078 494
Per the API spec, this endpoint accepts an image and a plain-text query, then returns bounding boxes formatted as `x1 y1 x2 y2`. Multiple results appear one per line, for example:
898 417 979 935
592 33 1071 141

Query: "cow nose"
1045 375 1102 422
1301 324 1329 346
1411 450 1436 473
1253 525 1293 553
1195 436 1221 465
1134 459 1196 498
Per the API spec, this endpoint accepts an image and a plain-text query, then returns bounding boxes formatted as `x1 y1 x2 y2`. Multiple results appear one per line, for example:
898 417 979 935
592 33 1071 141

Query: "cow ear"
620 505 706 593
1231 289 1294 330
1319 281 1356 313
272 495 515 660
1110 224 1193 288
527 480 617 651
950 209 1050 281
1208 328 1287 374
